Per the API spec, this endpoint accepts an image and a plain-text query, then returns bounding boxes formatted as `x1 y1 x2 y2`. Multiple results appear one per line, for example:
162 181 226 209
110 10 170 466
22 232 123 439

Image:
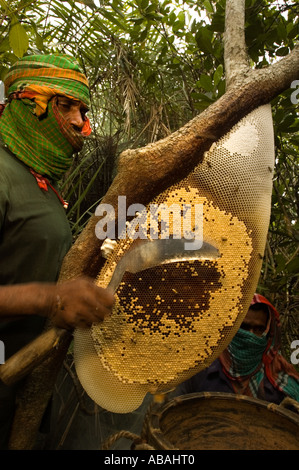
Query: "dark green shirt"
0 143 72 358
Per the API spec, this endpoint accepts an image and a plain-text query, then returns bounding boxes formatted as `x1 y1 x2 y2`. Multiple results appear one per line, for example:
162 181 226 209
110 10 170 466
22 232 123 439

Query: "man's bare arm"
0 278 114 329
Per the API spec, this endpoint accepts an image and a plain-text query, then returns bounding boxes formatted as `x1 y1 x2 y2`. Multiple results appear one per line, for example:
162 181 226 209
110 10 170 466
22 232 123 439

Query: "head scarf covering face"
219 294 299 401
0 54 91 181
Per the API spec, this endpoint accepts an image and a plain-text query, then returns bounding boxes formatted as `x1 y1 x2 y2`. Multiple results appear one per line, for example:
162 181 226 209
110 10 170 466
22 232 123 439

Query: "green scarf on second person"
220 294 299 401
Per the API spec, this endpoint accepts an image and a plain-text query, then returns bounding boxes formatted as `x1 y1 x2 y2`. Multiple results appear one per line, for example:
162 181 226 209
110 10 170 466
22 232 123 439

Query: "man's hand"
49 277 115 329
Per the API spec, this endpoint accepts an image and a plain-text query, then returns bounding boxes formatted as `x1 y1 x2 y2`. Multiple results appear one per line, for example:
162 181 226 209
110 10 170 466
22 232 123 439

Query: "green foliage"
0 0 298 354
9 17 29 58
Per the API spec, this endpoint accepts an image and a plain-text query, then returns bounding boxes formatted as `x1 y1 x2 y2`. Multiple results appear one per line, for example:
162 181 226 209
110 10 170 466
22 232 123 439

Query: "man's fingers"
93 285 114 302
51 277 116 329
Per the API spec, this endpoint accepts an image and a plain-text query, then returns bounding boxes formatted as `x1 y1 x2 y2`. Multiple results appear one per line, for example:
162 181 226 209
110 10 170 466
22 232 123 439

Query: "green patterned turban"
0 54 91 181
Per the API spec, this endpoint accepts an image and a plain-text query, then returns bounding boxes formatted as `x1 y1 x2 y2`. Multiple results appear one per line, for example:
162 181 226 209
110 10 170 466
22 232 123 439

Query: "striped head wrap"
0 54 91 181
4 54 90 113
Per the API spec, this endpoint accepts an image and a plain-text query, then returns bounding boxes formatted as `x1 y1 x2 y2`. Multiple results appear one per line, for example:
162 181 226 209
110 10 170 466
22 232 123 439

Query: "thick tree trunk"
6 0 299 449
8 334 72 450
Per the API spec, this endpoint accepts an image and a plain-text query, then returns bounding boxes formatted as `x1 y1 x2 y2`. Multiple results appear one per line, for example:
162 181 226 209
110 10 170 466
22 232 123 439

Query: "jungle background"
0 0 298 449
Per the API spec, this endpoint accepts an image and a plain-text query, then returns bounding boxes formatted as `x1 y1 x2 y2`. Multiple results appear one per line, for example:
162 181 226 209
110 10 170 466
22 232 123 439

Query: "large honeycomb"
74 105 275 412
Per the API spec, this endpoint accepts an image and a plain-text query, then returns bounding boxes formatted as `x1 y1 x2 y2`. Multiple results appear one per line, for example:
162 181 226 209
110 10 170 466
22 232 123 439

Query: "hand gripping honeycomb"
74 105 275 412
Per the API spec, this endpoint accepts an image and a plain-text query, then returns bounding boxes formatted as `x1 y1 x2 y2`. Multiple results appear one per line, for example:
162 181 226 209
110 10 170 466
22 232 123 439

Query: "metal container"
144 392 299 450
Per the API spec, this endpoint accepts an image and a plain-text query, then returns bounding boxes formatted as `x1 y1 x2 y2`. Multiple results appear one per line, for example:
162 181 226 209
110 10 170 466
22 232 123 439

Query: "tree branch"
224 0 250 88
